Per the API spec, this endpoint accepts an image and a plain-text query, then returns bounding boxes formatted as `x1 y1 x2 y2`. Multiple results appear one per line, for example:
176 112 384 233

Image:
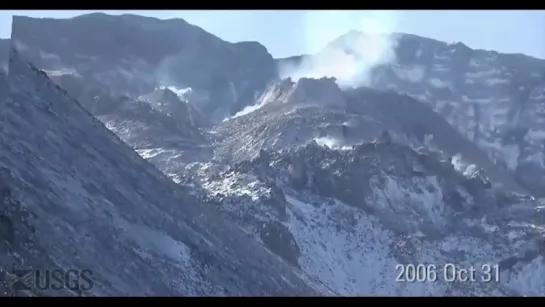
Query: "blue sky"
1 10 544 59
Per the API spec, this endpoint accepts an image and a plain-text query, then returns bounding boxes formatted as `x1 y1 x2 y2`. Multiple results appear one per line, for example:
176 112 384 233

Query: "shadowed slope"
0 46 321 296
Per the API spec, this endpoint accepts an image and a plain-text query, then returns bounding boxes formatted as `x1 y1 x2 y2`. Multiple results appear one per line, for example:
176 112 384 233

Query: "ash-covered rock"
260 77 346 108
259 221 301 268
280 31 545 196
81 90 212 172
0 46 323 296
215 78 525 196
258 78 296 105
190 134 545 295
139 87 193 126
7 12 545 297
11 13 277 124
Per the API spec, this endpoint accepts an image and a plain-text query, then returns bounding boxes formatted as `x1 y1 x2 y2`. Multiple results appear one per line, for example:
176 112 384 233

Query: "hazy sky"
1 10 544 59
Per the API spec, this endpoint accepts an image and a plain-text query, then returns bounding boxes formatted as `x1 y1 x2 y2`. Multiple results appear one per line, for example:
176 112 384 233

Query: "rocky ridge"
279 32 545 196
0 46 321 296
3 13 545 296
11 13 277 123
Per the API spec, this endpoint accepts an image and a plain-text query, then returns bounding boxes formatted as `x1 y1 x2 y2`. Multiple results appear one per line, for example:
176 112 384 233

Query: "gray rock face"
0 47 322 296
180 78 545 296
0 39 8 74
5 13 545 296
12 14 222 172
66 89 212 175
11 13 276 124
279 32 545 196
259 77 345 108
259 221 301 268
139 87 198 127
92 93 204 148
216 79 525 195
187 134 545 296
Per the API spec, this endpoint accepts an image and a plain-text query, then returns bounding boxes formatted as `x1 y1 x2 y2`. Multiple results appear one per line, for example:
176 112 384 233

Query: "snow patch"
428 78 449 88
525 129 545 141
485 78 509 86
523 152 545 168
285 194 400 295
432 64 449 72
158 86 192 101
465 68 501 79
44 69 82 78
314 137 352 151
202 172 270 202
505 256 545 296
393 65 425 83
468 59 482 68
136 148 167 160
120 222 192 265
372 175 447 229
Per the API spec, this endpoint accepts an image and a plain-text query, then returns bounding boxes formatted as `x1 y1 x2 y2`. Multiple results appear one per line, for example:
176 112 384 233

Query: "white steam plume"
314 136 352 151
278 10 400 89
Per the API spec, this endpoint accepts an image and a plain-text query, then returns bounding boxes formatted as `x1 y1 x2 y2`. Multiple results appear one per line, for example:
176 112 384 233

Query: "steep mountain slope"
16 14 544 195
0 47 321 296
11 14 226 170
7 13 545 296
179 78 545 296
184 131 545 296
215 78 524 193
0 39 8 73
88 90 212 172
278 32 545 196
11 13 276 123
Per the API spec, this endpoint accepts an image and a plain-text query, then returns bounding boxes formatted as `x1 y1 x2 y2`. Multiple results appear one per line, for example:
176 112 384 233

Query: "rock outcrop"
0 46 319 296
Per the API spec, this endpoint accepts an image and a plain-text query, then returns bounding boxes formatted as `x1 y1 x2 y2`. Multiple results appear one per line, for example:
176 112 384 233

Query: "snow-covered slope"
216 78 525 194
15 15 544 196
278 32 545 196
173 78 545 296
89 90 212 172
184 138 545 296
6 13 545 297
0 47 321 296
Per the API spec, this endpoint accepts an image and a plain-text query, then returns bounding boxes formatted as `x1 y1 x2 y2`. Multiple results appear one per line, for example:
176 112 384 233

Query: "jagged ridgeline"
0 43 322 295
4 13 545 296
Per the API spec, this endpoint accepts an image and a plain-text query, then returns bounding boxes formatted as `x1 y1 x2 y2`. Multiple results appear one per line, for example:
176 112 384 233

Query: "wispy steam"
278 11 400 89
158 85 193 100
314 136 352 151
229 100 267 120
